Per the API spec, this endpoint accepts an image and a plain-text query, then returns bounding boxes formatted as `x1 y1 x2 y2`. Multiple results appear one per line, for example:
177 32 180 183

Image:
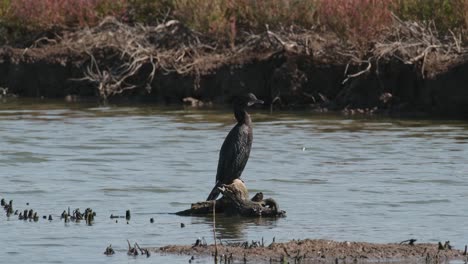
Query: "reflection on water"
1 99 468 264
192 215 279 241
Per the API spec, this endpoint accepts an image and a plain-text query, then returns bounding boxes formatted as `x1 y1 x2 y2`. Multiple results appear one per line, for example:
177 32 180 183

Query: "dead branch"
342 60 371 84
372 14 468 78
50 17 210 99
34 13 468 99
405 45 439 64
176 179 285 217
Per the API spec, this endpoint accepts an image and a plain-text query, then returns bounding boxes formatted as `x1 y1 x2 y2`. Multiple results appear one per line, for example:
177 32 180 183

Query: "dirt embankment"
155 239 467 263
1 17 468 118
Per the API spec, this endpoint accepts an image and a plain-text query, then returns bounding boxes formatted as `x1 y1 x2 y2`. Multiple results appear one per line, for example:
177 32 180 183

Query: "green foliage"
0 0 10 18
393 0 468 32
126 0 175 25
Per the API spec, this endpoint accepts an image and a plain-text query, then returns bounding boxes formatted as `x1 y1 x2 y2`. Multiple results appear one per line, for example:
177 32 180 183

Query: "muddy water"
0 100 467 264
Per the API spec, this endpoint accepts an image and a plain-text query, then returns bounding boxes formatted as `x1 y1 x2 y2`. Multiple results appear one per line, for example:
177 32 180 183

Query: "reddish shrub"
233 0 317 30
317 0 394 46
8 0 127 29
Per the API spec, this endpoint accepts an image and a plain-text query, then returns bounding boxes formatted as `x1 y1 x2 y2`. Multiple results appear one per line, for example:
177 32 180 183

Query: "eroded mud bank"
1 47 468 118
1 17 468 118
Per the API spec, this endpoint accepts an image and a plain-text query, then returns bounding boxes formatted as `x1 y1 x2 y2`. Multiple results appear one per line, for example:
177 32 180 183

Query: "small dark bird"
206 93 263 201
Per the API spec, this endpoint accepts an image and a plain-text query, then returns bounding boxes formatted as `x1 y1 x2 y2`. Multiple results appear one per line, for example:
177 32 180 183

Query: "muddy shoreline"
154 239 468 263
1 18 468 118
1 47 468 119
3 196 467 263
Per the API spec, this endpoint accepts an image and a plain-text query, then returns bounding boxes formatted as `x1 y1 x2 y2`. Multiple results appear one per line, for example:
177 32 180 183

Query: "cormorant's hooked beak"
248 99 264 106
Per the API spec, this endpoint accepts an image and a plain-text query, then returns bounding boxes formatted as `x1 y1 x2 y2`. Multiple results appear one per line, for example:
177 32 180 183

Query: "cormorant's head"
233 93 264 108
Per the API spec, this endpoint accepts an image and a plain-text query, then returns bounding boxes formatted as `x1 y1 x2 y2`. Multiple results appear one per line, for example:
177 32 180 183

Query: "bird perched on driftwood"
206 93 263 201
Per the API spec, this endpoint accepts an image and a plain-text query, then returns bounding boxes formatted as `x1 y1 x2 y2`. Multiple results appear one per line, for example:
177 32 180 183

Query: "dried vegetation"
3 0 468 100
49 14 468 99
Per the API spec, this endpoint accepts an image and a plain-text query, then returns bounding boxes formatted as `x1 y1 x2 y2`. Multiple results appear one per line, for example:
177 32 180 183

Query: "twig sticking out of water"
438 241 452 250
61 210 69 222
268 237 276 248
126 240 150 257
445 241 452 250
33 212 39 222
135 242 151 258
85 208 95 225
3 200 13 217
213 200 218 263
59 207 95 223
126 210 131 221
127 240 138 256
399 239 417 246
104 244 115 255
438 242 445 250
192 237 207 248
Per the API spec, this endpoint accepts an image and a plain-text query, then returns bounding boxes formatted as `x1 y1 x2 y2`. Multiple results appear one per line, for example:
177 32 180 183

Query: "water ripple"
1 101 468 263
100 186 184 193
400 199 451 204
267 178 328 184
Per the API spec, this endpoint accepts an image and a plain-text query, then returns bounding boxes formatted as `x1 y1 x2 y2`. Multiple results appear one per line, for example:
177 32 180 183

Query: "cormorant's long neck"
234 105 251 126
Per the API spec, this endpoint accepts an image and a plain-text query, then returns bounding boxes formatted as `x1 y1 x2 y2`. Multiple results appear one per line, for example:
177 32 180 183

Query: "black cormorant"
206 93 263 201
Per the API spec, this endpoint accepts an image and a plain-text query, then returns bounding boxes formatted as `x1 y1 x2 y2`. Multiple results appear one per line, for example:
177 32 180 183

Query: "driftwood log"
176 179 285 217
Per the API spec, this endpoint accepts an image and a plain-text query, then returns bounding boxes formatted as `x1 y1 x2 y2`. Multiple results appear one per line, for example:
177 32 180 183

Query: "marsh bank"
0 18 468 118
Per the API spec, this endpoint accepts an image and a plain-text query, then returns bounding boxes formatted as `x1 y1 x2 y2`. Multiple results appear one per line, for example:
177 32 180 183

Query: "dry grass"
2 0 468 46
3 0 468 100
6 0 126 29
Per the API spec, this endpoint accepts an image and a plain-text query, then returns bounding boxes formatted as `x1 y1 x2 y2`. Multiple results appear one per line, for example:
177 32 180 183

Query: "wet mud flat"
155 239 468 263
2 196 467 263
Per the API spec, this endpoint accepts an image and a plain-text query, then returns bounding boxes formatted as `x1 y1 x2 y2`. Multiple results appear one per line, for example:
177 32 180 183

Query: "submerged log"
176 179 285 217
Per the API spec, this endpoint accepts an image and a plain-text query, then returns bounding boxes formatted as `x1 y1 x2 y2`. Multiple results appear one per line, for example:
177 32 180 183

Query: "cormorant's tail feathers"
206 184 221 201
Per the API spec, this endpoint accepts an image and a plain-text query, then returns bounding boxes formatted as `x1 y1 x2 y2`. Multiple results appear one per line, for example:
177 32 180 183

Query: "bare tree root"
31 15 468 100
373 13 468 78
60 17 208 100
176 179 285 217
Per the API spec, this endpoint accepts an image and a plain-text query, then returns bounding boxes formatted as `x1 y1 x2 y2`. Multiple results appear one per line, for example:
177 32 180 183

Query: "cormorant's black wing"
207 124 251 201
215 124 251 185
